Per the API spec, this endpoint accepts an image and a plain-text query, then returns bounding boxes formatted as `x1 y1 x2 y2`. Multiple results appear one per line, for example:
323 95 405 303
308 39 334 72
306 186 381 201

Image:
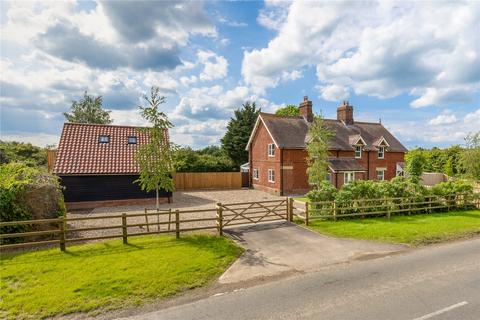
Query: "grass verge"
0 234 242 319
300 210 480 246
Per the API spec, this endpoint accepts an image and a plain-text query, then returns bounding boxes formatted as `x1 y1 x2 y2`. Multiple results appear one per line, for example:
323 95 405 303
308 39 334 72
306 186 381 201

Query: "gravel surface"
66 190 283 241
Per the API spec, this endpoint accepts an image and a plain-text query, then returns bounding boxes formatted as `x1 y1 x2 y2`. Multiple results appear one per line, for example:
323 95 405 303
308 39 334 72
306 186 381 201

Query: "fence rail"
291 193 480 225
0 199 289 251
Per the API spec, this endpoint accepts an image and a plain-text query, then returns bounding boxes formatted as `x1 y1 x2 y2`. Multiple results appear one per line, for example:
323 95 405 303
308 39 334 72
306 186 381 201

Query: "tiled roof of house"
53 123 164 175
252 113 407 152
328 158 367 172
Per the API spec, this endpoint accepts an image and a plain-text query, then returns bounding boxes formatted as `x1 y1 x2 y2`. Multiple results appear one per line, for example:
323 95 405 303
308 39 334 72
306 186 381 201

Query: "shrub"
0 163 65 242
306 181 337 216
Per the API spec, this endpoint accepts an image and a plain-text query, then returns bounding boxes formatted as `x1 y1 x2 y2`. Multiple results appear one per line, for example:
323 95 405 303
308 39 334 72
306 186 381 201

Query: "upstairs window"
355 145 362 159
128 136 137 144
253 169 259 180
378 146 385 159
98 135 109 143
268 169 275 183
268 143 275 157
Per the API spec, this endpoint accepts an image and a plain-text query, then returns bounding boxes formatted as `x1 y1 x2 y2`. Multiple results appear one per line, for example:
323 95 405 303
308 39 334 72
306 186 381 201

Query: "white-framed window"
344 172 355 184
378 146 385 159
268 143 275 157
253 168 259 180
268 169 275 183
355 145 362 159
128 136 137 144
98 135 109 143
376 169 385 181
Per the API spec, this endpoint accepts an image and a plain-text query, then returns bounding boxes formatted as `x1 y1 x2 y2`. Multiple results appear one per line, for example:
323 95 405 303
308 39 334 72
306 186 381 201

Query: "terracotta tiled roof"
252 113 407 152
53 123 165 175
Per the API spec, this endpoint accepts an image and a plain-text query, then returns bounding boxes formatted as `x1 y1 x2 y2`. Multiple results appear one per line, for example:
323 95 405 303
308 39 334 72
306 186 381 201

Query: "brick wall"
250 121 281 194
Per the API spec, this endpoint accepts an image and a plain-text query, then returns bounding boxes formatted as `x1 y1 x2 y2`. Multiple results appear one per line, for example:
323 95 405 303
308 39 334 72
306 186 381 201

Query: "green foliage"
431 180 473 197
406 145 464 177
135 87 175 208
0 163 65 239
275 105 299 117
221 102 260 168
0 140 48 167
0 235 242 319
460 132 480 181
444 156 455 176
405 149 426 183
306 114 333 189
63 91 112 124
174 146 236 172
306 181 337 202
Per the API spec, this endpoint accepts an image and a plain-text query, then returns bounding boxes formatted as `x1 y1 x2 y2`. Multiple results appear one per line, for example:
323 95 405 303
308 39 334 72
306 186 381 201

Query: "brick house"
245 97 407 195
53 123 172 210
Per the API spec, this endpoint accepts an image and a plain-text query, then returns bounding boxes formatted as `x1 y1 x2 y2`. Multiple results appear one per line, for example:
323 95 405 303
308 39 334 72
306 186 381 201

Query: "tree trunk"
156 187 159 210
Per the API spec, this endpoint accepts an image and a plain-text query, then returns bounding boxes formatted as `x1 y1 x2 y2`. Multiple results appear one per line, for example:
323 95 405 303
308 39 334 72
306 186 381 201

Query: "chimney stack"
337 100 354 125
299 96 313 122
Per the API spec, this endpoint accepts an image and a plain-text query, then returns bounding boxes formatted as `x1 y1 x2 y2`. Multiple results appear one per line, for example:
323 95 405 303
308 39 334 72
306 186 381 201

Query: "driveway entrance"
220 221 405 284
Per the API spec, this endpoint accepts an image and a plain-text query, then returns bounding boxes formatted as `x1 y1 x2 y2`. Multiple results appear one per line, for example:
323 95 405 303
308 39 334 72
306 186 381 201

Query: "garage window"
98 135 109 143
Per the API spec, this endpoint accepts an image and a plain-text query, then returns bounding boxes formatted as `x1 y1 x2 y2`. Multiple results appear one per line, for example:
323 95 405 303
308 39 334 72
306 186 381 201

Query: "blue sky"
1 1 479 149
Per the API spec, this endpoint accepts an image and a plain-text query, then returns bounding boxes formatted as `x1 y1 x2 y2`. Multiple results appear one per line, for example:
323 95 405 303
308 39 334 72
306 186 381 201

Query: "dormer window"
128 136 137 144
378 146 385 159
355 145 362 159
268 143 275 157
98 135 109 143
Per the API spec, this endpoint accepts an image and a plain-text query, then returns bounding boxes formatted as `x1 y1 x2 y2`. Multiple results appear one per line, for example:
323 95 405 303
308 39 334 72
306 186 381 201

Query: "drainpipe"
367 150 370 180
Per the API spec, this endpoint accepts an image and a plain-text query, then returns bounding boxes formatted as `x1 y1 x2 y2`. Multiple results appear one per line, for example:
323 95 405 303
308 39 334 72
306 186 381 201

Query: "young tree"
63 91 112 124
221 102 260 168
306 114 333 189
460 132 480 181
275 105 299 117
444 156 454 177
135 87 175 209
405 149 426 183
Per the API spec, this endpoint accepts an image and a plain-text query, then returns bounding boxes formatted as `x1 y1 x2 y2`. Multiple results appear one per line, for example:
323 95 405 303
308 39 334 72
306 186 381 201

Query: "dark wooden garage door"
59 175 171 202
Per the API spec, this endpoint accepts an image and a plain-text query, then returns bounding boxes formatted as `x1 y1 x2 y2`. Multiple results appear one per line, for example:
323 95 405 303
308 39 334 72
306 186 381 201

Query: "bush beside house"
0 163 65 239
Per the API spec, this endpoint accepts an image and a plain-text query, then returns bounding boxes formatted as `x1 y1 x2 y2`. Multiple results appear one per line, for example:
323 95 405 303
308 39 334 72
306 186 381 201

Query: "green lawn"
0 235 242 319
301 210 480 246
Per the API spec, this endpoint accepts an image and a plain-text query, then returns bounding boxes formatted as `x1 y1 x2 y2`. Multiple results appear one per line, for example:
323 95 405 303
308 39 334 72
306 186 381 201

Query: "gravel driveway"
67 190 283 241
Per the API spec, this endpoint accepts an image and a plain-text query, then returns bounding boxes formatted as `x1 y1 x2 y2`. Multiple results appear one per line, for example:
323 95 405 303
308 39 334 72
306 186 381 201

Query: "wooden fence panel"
174 172 242 190
47 149 57 172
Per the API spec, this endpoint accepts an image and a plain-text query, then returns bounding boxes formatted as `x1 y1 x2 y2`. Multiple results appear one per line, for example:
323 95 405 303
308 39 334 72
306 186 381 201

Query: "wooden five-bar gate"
0 199 290 251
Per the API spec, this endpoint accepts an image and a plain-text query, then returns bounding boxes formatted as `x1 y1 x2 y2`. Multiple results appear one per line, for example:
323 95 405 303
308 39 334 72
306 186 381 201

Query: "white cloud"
281 70 302 82
464 109 480 124
197 50 228 81
244 1 480 105
318 84 349 102
428 110 458 125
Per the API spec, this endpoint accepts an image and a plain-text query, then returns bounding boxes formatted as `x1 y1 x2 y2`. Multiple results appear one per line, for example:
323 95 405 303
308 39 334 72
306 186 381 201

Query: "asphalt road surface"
121 238 480 320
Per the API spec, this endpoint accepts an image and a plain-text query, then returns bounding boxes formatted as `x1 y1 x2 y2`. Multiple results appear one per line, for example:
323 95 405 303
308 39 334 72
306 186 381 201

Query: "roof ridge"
64 122 151 129
260 112 303 119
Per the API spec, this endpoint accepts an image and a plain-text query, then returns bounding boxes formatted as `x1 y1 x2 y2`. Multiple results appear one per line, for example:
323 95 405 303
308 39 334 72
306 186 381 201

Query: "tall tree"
460 132 480 180
275 105 300 117
221 102 260 168
306 114 333 189
63 91 112 124
135 87 175 209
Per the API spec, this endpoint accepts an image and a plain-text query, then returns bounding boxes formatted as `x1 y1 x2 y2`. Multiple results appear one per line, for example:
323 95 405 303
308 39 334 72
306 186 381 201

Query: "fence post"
305 202 309 226
333 201 337 221
285 197 290 221
59 215 66 252
144 208 150 232
175 210 180 239
216 203 223 236
288 198 294 222
428 196 432 213
122 213 128 245
385 198 390 220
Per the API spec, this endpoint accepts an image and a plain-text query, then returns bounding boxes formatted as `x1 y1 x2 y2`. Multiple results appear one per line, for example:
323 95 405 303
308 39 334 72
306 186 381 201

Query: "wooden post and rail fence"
1 194 478 251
